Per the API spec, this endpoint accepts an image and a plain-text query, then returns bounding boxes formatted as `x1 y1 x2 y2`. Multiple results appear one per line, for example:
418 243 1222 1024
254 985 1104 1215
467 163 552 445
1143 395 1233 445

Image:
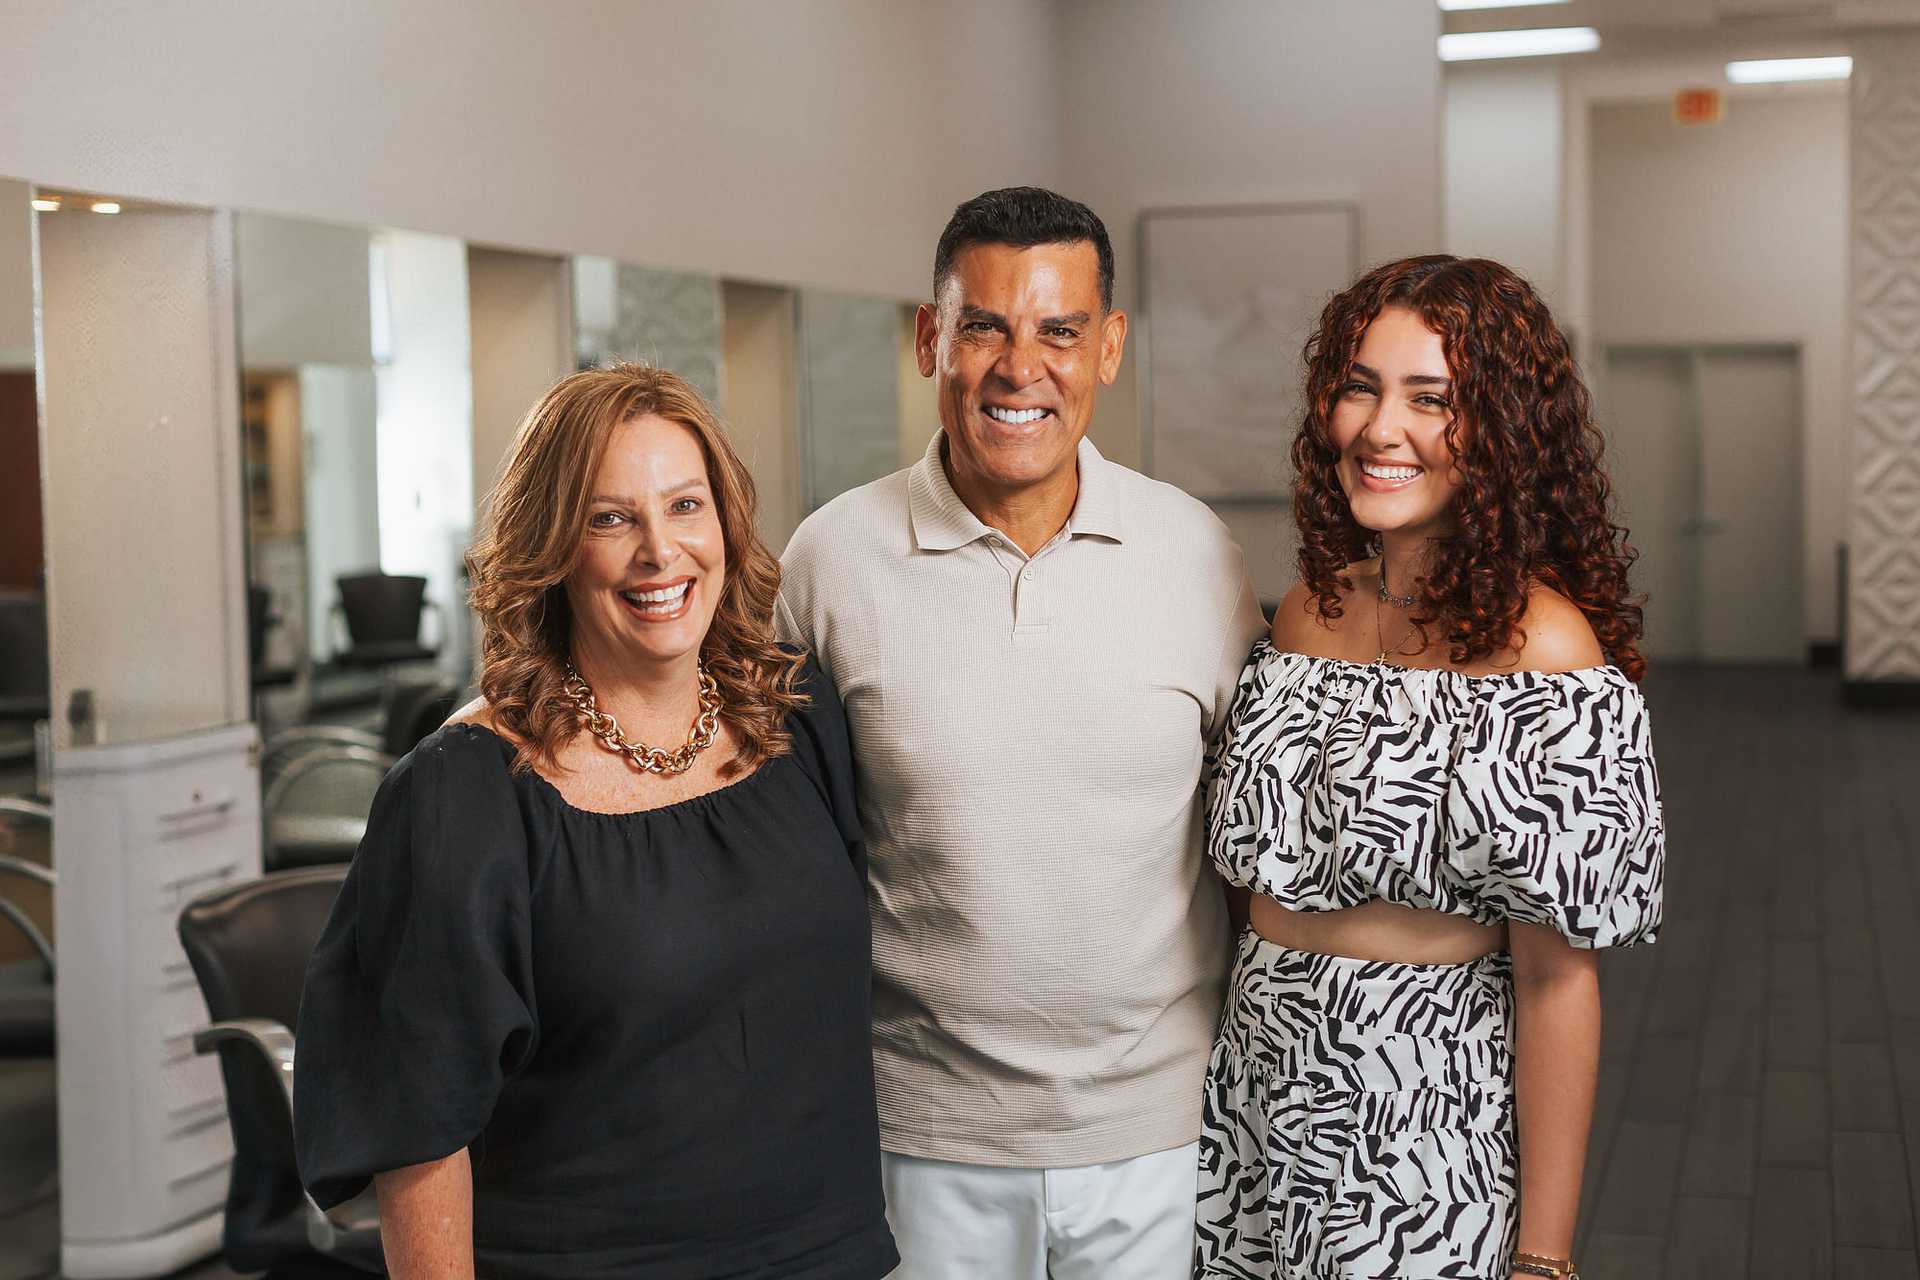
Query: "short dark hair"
933 186 1115 312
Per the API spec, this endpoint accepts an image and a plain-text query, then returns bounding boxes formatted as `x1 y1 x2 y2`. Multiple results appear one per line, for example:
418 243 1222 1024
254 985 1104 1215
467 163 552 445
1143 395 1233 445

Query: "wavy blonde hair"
467 363 807 777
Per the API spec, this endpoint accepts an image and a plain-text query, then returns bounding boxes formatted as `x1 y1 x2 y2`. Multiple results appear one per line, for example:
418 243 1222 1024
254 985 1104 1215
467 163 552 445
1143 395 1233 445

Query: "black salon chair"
261 727 387 783
178 867 383 1276
262 746 391 872
0 590 50 726
329 574 441 671
381 678 462 759
0 798 54 1058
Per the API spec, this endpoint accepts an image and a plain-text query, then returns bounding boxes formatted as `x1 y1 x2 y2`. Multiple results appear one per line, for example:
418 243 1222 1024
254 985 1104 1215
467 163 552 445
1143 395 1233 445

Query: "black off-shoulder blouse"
293 659 898 1280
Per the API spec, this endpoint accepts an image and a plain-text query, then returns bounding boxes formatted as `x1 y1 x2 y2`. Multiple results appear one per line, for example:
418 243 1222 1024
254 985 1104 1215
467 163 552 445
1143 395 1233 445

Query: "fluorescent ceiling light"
1726 56 1852 83
1439 0 1569 10
89 201 121 214
1440 26 1599 60
30 198 58 212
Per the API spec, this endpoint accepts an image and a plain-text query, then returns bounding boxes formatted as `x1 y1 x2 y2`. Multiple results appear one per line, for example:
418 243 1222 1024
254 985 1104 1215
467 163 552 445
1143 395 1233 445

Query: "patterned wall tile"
797 291 903 512
1847 33 1920 680
572 256 724 405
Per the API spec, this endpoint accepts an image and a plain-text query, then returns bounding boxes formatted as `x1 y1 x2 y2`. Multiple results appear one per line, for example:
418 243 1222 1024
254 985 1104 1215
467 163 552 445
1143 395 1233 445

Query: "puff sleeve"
782 651 867 877
293 731 539 1208
1446 670 1666 949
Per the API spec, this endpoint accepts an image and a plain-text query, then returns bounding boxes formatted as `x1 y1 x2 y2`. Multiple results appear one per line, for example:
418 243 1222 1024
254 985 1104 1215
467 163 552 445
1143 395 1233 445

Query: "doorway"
1600 343 1804 664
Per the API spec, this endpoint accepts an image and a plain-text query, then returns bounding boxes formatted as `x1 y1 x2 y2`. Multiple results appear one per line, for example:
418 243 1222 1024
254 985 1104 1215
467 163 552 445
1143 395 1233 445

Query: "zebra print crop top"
1205 642 1665 949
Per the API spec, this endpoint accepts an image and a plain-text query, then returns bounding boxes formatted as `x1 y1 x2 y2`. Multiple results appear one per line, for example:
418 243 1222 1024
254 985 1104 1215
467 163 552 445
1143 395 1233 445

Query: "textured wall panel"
798 291 902 513
573 257 724 405
1847 33 1920 680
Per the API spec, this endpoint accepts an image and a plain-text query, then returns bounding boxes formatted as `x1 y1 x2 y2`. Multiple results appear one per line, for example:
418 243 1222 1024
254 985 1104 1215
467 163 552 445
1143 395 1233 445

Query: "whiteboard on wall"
1140 203 1357 502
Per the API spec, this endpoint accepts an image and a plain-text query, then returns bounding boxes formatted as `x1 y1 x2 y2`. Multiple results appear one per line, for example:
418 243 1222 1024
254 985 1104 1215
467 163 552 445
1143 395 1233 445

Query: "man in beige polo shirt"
776 187 1264 1279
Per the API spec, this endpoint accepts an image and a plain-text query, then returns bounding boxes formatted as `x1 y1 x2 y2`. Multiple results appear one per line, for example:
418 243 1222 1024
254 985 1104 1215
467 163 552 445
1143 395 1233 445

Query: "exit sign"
1674 87 1725 125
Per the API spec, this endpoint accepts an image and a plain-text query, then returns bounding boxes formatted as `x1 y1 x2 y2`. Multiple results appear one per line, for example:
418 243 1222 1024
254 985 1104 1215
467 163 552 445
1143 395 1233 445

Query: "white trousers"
881 1142 1199 1280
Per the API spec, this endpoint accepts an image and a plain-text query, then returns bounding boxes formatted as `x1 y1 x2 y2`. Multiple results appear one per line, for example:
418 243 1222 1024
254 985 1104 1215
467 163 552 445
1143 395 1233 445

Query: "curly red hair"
1292 255 1646 680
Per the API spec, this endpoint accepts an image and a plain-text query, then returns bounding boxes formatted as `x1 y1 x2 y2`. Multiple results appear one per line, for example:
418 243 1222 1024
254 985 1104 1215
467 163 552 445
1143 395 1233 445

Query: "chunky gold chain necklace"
563 662 721 776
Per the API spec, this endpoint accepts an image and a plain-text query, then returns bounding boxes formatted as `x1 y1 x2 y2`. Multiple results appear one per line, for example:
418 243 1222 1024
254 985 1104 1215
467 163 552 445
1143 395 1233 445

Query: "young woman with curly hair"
295 364 897 1279
1195 257 1666 1280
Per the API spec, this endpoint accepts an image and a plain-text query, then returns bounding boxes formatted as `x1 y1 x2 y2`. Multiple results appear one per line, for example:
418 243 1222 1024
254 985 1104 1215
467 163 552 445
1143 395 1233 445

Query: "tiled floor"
2 664 1917 1277
1574 664 1920 1277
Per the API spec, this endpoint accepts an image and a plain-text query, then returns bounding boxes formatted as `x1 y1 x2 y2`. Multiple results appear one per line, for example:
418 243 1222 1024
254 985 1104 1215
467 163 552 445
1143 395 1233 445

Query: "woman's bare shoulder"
1269 567 1367 655
1514 585 1606 673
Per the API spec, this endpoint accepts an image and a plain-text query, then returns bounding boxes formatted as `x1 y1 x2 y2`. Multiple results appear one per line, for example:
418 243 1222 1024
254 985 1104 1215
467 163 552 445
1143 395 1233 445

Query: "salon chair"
380 678 462 759
179 867 383 1276
329 574 441 671
0 798 54 1058
0 590 50 726
261 726 387 782
262 746 391 872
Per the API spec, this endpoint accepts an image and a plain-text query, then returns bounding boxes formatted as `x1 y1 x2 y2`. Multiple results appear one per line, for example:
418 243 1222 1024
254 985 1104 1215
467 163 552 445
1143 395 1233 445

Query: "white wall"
0 0 1059 302
6 1 1444 612
1589 93 1849 643
1056 0 1443 602
235 213 373 369
1444 65 1564 306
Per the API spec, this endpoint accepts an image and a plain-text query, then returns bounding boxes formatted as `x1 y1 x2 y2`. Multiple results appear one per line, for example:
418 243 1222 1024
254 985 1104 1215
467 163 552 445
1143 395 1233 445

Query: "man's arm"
773 589 808 649
774 510 823 655
1205 567 1266 745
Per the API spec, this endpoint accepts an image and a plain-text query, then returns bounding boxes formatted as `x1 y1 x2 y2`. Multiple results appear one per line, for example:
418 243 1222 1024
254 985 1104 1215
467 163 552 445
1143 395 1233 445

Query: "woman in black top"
294 364 897 1280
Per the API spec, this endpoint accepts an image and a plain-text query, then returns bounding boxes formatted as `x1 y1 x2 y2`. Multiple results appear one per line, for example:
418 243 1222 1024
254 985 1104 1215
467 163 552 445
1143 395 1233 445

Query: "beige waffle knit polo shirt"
775 431 1265 1168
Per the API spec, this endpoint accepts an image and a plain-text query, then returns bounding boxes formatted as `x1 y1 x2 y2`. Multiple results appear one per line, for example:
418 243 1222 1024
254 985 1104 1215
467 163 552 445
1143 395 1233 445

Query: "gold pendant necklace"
563 662 721 776
1375 566 1415 666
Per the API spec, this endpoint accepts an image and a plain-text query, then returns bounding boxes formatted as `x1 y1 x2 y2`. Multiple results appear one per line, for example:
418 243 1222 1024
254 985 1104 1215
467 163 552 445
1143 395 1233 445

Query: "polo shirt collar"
908 431 1126 551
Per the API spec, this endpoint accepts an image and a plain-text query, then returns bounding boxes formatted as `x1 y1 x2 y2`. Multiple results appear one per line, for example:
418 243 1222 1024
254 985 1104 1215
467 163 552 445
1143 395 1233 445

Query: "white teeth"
986 406 1048 425
624 582 690 605
1362 462 1421 481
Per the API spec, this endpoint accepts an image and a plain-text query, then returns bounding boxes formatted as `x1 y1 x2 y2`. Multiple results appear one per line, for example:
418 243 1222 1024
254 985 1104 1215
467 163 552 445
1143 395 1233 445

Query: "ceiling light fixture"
89 201 121 214
1439 26 1600 61
30 198 59 213
1438 0 1570 10
1726 56 1853 84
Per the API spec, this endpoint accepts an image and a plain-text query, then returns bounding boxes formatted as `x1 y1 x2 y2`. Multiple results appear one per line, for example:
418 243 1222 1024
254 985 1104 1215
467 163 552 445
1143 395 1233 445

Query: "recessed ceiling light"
1438 0 1570 10
30 198 59 213
1439 26 1600 61
90 201 122 214
1726 56 1852 84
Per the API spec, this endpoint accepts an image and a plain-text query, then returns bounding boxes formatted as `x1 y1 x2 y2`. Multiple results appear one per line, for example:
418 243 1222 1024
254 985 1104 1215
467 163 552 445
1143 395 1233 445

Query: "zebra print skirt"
1195 930 1519 1279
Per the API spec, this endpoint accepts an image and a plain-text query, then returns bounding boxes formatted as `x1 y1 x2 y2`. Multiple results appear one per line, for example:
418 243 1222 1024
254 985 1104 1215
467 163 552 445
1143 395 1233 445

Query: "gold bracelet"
1513 1251 1579 1279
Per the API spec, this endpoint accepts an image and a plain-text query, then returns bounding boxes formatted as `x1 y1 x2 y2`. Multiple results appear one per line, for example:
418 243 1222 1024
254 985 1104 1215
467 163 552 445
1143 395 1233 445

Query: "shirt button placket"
1014 556 1047 636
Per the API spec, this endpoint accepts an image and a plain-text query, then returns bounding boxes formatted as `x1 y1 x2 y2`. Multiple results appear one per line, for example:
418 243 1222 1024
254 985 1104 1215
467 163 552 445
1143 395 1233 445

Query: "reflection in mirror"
467 247 573 512
797 291 907 514
572 257 723 401
0 179 45 805
234 217 474 753
234 212 379 731
369 229 474 687
0 178 51 1131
